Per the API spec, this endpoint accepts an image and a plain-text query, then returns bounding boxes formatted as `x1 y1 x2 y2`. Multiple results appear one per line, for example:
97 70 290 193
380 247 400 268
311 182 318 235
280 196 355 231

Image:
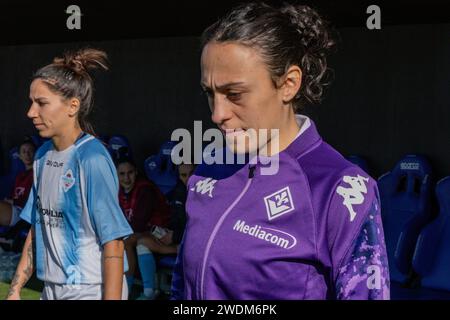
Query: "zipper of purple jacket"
199 165 257 299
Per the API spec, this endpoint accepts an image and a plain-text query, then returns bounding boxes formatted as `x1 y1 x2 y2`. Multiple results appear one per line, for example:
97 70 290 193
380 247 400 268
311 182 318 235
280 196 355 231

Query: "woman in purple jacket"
172 2 390 300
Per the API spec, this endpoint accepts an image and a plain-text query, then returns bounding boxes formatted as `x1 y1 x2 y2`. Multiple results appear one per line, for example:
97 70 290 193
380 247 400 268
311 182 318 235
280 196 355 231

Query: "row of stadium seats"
2 133 230 201
100 136 180 295
100 134 179 196
142 141 180 294
35 134 450 299
347 154 450 299
2 134 449 299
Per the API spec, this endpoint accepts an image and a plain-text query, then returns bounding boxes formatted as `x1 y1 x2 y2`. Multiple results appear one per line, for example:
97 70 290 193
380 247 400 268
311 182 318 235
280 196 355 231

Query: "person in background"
116 157 171 299
131 163 194 300
0 138 35 238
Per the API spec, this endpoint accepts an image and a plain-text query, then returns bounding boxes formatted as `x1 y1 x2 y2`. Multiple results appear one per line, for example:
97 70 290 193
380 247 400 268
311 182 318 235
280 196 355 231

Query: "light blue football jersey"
21 133 133 285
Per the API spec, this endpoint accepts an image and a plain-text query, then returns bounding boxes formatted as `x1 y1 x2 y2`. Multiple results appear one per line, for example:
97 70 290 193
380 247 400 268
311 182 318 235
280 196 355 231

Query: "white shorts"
40 276 128 300
10 205 22 226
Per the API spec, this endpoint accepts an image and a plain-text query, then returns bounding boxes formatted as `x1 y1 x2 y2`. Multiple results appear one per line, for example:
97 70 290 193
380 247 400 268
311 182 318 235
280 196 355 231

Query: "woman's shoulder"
133 177 163 197
296 141 374 187
75 135 112 163
297 143 376 204
15 168 33 181
34 139 53 158
134 177 153 190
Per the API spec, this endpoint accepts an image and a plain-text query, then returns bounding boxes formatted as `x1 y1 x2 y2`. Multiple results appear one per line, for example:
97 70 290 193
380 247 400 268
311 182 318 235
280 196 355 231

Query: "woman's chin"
36 129 51 139
225 142 258 156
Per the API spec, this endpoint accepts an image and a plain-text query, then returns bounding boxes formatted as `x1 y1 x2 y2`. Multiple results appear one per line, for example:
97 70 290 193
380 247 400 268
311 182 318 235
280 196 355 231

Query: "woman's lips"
223 128 246 138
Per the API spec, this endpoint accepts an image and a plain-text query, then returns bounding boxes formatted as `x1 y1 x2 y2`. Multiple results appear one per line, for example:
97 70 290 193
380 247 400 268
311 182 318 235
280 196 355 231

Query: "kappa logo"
190 177 217 198
336 175 369 222
264 186 295 220
61 169 75 192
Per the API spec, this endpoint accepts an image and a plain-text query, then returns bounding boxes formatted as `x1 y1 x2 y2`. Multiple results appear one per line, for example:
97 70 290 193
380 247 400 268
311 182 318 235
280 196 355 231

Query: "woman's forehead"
20 143 35 151
118 163 135 171
30 79 54 97
201 42 265 85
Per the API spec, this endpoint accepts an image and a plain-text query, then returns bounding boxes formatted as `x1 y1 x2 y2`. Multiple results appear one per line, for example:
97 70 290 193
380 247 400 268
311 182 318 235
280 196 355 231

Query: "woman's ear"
68 98 81 117
281 65 302 104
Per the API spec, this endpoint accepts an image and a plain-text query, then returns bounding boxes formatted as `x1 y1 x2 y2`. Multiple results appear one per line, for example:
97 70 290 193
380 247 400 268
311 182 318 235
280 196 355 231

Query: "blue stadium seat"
97 134 110 144
412 177 450 295
378 155 433 284
158 255 176 269
0 147 26 200
0 176 12 200
8 146 25 177
0 226 10 235
107 134 132 162
346 155 370 175
390 281 450 300
0 139 4 176
0 225 29 253
156 255 177 295
144 141 178 195
196 147 247 180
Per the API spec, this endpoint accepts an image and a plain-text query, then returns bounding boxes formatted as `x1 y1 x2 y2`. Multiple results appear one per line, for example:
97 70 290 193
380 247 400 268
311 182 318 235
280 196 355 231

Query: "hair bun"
280 4 335 105
280 4 334 52
53 48 109 74
202 1 337 109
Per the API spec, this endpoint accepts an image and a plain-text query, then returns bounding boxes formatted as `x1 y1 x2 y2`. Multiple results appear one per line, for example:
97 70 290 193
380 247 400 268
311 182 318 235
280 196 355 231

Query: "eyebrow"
30 96 49 101
201 81 246 91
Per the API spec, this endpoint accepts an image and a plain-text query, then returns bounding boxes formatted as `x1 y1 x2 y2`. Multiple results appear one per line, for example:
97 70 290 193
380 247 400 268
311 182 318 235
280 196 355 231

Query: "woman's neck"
52 127 83 152
265 110 300 156
123 185 134 194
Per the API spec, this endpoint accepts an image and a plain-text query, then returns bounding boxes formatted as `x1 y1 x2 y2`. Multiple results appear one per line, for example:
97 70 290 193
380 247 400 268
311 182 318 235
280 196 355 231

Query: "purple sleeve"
327 173 390 300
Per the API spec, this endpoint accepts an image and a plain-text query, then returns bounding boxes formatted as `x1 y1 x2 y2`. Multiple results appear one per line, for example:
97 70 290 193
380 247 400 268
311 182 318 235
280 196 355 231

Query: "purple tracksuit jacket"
172 116 390 300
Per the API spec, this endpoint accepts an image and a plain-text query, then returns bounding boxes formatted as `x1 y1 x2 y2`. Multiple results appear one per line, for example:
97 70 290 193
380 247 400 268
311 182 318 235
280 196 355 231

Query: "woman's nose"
211 96 232 125
27 103 38 119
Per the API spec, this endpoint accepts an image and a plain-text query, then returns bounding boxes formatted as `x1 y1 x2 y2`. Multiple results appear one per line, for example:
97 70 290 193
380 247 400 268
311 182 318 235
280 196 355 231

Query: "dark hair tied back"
33 48 109 135
201 2 336 111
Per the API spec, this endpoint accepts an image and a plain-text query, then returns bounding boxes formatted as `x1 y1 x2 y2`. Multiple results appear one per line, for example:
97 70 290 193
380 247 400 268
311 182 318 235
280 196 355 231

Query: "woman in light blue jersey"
6 48 133 300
